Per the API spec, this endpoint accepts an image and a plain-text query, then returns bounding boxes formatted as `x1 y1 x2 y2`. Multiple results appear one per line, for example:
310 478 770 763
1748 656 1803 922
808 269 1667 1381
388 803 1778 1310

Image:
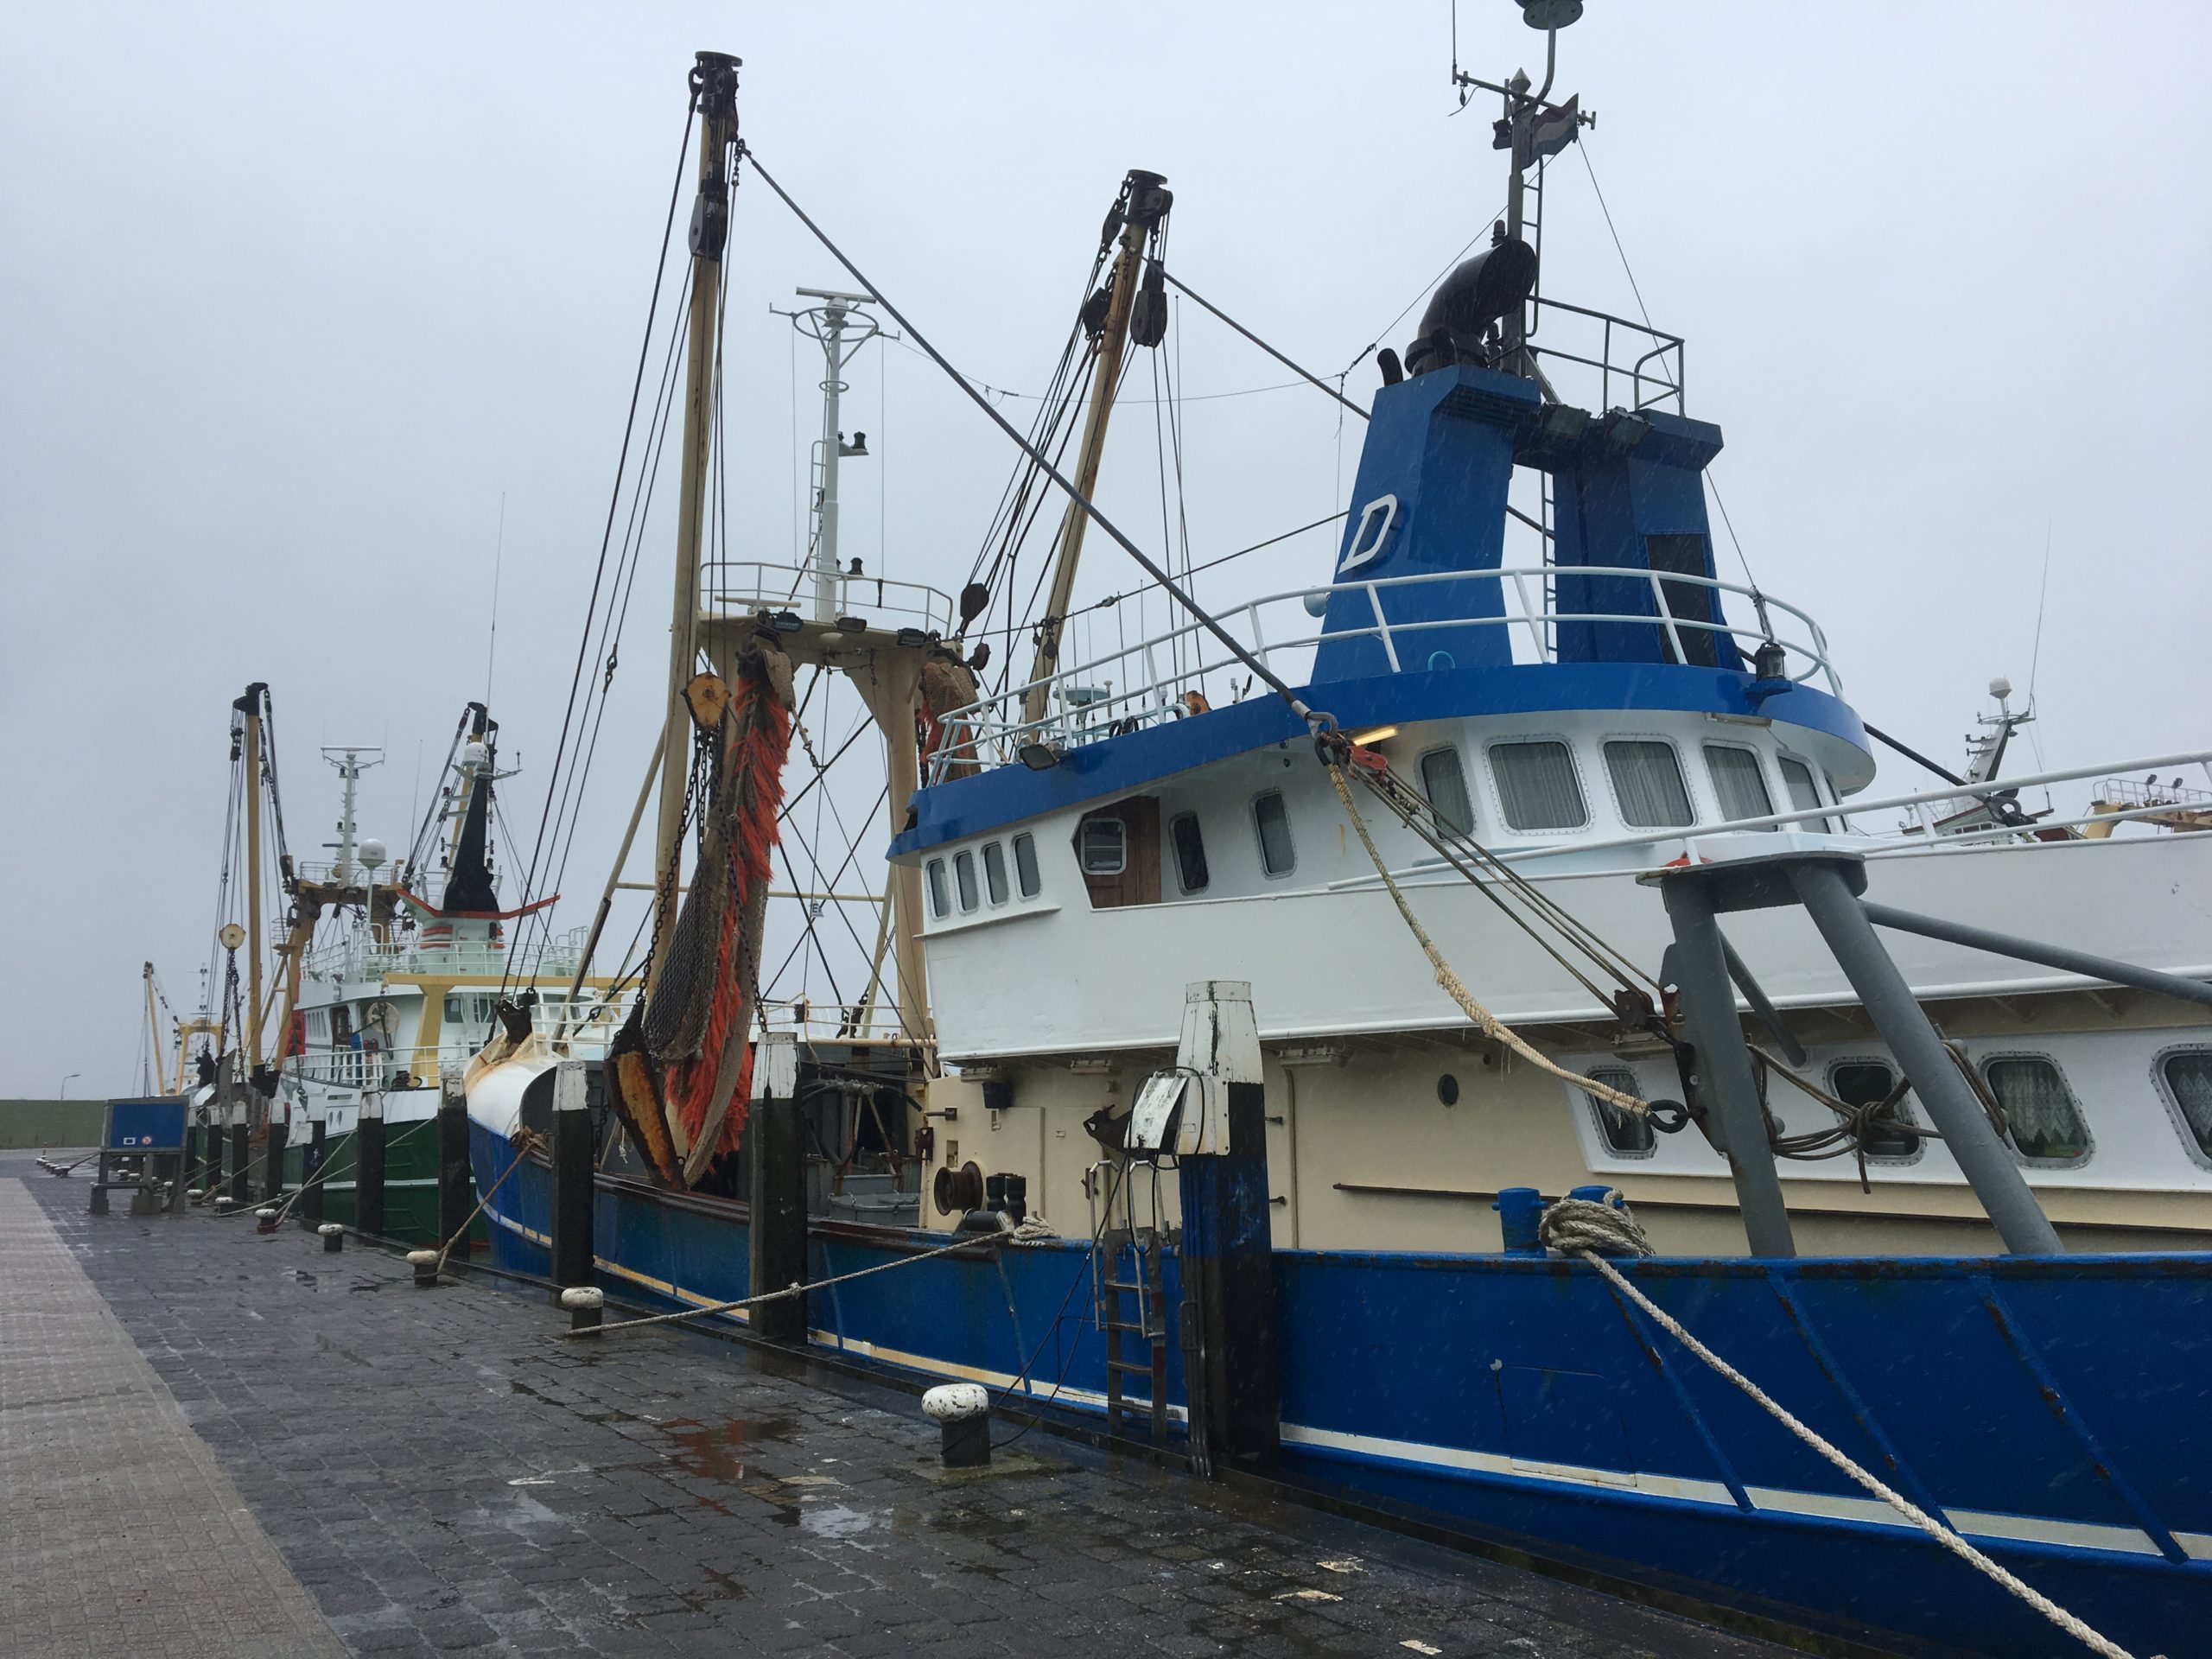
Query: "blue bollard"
1494 1186 1548 1255
1568 1184 1626 1207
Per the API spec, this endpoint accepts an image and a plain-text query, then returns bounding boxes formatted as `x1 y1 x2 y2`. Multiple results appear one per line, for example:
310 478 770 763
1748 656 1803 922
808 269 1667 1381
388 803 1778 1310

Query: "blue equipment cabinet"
91 1096 189 1217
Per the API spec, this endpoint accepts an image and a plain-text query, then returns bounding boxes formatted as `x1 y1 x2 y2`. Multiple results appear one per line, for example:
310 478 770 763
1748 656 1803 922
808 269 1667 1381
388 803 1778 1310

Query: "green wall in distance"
0 1099 108 1149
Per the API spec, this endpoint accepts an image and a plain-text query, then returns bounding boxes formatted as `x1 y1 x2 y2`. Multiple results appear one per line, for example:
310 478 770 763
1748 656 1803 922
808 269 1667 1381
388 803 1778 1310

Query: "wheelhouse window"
1253 791 1295 876
1170 811 1210 893
1013 832 1040 898
925 858 950 918
1779 756 1831 833
1705 744 1775 828
1077 817 1127 876
2158 1050 2212 1159
953 849 980 912
1984 1056 2091 1164
1830 1060 1920 1159
1584 1065 1654 1155
1491 741 1587 831
1603 740 1694 829
982 841 1009 905
1418 747 1475 836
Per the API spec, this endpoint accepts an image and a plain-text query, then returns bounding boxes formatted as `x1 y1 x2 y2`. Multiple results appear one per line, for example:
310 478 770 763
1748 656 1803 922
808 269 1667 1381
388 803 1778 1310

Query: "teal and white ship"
276 703 621 1242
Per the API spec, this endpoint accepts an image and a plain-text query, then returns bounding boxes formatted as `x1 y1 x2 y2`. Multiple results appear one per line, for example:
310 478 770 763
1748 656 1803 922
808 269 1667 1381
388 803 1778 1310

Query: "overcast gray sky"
4 1 2208 1098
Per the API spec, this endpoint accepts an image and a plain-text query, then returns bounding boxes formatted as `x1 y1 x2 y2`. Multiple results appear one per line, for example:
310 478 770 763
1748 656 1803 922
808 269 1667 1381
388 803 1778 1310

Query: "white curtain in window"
1491 741 1587 830
2163 1052 2212 1156
1705 745 1775 828
1604 741 1694 828
1986 1058 2089 1161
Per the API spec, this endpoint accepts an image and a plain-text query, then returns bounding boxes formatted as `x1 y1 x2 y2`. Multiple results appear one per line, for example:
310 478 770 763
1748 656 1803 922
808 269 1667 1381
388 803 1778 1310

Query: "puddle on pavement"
657 1414 799 1485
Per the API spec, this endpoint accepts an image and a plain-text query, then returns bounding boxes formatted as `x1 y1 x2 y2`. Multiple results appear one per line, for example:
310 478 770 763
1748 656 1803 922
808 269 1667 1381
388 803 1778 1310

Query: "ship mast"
235 683 267 1077
648 51 743 995
1020 169 1173 726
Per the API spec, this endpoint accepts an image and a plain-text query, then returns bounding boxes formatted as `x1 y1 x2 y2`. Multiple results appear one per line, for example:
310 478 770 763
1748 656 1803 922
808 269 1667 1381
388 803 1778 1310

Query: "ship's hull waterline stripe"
1281 1424 2186 1560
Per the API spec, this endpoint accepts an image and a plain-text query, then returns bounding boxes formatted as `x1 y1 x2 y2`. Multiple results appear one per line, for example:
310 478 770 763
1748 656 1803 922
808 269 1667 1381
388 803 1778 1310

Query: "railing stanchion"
1365 585 1401 673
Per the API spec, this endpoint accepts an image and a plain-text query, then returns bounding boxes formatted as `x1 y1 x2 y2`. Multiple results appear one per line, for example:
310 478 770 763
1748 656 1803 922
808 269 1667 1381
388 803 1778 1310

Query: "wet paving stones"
4 1154 1805 1658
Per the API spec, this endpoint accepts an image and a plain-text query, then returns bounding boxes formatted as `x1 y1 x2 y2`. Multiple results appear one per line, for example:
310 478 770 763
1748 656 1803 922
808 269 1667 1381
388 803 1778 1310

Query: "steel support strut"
1789 864 2062 1255
1657 880 1797 1257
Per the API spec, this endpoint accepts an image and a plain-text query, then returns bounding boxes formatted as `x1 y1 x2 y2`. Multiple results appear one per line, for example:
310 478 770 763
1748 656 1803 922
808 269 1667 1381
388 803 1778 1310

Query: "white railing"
302 925 590 985
927 565 1838 782
705 561 955 636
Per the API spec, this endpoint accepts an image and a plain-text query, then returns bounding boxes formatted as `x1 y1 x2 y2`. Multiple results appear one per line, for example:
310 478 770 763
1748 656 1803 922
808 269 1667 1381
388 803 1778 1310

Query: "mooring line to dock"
434 1132 543 1274
1577 1250 2146 1659
213 1116 435 1224
554 1229 1002 1340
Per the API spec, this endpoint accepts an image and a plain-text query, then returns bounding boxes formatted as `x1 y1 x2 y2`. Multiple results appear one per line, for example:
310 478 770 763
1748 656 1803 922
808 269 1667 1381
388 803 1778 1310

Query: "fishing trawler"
277 705 622 1240
467 14 2212 1656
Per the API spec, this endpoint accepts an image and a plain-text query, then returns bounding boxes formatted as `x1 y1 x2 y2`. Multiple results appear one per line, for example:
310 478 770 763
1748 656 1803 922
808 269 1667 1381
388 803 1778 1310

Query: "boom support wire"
738 146 1324 731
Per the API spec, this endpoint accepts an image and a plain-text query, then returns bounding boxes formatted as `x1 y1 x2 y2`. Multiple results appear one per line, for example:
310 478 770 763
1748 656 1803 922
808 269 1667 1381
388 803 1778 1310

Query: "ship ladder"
1088 1160 1169 1444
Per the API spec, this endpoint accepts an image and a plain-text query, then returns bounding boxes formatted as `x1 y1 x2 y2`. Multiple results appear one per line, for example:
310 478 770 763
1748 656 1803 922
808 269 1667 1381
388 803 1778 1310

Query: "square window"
1077 817 1127 876
1170 812 1210 893
1013 833 1040 898
1419 747 1476 836
954 850 980 912
982 842 1009 906
1984 1056 2091 1164
1603 741 1694 828
925 859 950 919
1584 1065 1653 1154
1491 741 1587 831
1705 744 1775 828
1253 791 1296 876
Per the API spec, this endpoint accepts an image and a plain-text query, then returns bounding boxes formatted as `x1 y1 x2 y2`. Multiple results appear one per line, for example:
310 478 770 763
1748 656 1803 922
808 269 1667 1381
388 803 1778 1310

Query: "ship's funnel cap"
1404 237 1538 378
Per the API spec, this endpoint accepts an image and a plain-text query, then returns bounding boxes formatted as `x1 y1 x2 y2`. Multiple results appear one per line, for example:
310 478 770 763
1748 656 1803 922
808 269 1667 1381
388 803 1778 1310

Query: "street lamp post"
59 1072 82 1100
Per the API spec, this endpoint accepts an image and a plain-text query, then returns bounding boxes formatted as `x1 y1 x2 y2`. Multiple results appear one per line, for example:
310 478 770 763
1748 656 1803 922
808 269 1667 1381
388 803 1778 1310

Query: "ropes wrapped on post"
608 624 797 1187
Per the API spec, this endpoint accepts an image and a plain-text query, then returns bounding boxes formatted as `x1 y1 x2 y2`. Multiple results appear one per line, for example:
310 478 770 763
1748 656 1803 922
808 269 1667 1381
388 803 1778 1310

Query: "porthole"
1437 1073 1459 1107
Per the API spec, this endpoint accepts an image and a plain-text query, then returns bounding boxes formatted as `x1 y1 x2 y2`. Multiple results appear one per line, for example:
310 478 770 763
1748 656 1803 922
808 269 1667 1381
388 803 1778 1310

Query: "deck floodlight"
772 610 804 633
1018 741 1062 772
896 627 930 649
835 615 867 634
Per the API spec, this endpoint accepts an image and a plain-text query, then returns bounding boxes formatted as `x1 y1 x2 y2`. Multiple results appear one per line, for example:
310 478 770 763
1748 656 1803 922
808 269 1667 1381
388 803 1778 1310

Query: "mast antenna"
486 491 506 705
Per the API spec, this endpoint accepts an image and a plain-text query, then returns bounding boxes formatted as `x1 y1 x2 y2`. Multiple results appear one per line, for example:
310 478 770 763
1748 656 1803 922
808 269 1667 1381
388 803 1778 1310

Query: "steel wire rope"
502 100 697 992
1336 203 1506 379
738 148 1318 724
524 291 694 978
1577 140 1764 606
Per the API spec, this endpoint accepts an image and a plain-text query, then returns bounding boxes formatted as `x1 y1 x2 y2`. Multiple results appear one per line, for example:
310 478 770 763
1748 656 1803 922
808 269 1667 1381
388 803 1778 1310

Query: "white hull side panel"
925 833 2212 1058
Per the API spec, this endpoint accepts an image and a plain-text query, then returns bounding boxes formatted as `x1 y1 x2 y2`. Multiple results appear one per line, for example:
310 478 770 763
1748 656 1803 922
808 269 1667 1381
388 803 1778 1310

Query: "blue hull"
470 1120 2212 1657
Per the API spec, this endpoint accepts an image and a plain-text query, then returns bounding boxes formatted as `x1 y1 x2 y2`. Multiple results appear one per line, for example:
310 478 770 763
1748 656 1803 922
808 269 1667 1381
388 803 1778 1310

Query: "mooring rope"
556 1229 989 1340
435 1132 543 1273
1578 1249 2146 1659
1325 760 1649 1118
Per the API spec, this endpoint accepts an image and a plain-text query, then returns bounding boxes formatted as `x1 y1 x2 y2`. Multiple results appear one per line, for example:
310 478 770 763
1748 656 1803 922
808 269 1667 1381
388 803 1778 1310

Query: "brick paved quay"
3 1153 1809 1659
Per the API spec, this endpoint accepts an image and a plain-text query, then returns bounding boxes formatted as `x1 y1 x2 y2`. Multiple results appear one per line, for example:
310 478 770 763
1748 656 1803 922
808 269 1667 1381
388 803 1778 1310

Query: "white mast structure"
779 287 886 620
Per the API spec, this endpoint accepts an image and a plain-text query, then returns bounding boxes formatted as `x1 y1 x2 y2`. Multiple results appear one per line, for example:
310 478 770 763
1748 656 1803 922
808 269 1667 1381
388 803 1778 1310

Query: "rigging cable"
502 97 698 992
737 146 1323 730
1157 270 1368 421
